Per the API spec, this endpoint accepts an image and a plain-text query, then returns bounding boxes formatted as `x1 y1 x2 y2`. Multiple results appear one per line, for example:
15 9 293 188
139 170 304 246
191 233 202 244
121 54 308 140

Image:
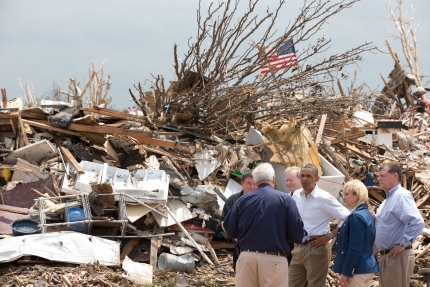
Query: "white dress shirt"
292 184 350 236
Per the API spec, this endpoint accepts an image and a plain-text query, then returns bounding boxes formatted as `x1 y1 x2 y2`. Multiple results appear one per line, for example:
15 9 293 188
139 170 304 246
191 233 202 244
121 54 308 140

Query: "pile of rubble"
1 48 430 287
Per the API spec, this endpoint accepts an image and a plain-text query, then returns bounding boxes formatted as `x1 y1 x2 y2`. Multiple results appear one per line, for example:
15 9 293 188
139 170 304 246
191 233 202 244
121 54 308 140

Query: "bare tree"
60 60 112 107
133 0 377 134
387 0 425 88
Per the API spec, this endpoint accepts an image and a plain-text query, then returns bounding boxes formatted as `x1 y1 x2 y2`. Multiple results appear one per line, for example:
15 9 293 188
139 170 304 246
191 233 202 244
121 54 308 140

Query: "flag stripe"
260 39 298 77
260 54 297 73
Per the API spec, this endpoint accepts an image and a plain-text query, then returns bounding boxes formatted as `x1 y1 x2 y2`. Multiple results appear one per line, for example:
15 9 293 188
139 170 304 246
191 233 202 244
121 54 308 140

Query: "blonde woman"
333 180 379 287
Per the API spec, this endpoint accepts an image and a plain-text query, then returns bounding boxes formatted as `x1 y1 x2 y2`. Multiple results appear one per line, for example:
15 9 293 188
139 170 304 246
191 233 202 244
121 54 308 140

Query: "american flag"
260 39 298 77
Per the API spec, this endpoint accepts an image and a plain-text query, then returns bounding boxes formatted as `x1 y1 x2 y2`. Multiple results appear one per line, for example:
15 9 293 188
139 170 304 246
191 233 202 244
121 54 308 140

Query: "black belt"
299 235 324 245
241 249 287 257
379 245 412 256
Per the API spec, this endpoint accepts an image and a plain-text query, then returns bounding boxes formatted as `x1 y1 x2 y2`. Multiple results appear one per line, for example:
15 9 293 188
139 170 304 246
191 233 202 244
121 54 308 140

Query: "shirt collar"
386 184 401 198
299 184 319 197
257 183 272 189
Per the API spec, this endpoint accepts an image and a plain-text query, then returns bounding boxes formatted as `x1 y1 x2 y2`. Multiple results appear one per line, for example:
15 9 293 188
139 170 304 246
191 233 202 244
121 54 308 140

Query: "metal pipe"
100 232 175 238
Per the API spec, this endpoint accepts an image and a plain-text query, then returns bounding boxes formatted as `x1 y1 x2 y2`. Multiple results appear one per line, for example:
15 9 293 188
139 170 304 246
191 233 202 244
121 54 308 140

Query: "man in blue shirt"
223 163 307 287
375 162 425 287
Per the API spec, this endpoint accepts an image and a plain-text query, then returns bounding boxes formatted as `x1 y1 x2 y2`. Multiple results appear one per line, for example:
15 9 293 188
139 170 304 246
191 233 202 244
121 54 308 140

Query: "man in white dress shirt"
289 163 350 287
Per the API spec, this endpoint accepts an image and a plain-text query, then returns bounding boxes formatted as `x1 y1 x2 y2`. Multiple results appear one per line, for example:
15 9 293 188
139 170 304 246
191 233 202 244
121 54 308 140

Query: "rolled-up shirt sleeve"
397 195 425 246
325 196 350 226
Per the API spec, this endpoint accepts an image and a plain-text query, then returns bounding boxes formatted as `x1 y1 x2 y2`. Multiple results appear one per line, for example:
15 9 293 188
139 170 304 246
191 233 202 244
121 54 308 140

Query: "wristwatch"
400 242 407 248
327 232 334 239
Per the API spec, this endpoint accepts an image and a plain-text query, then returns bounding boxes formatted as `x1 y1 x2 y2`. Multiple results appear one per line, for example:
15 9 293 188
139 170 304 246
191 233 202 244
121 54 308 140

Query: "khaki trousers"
347 273 374 287
235 251 289 287
288 242 331 287
378 248 414 287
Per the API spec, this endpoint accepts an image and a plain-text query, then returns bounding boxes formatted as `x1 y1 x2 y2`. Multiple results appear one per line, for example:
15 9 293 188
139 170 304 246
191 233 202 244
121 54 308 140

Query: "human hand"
309 235 330 248
388 245 405 258
339 274 349 287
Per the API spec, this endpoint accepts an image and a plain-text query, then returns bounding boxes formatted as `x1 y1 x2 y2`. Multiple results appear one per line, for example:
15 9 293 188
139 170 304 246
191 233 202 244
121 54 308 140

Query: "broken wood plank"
59 146 85 174
60 274 73 287
22 119 81 136
120 238 141 260
46 156 61 163
1 88 7 108
150 235 162 271
331 131 366 145
17 114 29 147
30 188 59 204
20 110 48 120
139 145 193 164
368 187 385 203
43 186 58 199
81 107 149 124
314 114 327 146
415 243 430 259
416 193 430 208
204 240 220 266
339 143 372 160
21 119 179 148
130 135 177 148
0 204 29 214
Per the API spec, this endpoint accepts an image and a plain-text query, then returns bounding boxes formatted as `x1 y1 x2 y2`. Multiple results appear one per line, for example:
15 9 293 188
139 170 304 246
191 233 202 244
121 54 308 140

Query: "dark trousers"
233 244 240 271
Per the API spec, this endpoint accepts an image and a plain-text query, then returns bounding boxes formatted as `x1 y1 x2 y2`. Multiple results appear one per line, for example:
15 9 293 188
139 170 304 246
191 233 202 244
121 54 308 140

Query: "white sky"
1 0 429 110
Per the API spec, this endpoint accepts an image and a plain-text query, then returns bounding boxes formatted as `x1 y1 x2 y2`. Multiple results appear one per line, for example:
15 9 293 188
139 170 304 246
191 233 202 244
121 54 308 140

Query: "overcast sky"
1 0 429 110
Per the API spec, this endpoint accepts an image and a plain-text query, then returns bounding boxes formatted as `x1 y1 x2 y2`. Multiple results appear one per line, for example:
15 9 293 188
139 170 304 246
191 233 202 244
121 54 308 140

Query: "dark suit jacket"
333 203 379 277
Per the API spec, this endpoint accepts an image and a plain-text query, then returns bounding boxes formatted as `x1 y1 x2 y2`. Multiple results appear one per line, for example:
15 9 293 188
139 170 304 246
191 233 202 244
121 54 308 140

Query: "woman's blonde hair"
342 179 369 209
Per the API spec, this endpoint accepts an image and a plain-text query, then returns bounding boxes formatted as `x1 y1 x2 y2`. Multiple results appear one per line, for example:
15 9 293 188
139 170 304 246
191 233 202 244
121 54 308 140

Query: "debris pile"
0 2 429 284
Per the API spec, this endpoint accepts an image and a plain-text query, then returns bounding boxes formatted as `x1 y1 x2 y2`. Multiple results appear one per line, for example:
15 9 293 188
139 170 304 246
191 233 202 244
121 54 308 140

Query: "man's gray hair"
252 163 275 183
285 166 301 179
302 163 319 176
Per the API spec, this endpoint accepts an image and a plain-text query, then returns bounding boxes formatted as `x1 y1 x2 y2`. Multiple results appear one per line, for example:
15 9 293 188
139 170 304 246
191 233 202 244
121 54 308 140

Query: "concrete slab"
3 139 57 165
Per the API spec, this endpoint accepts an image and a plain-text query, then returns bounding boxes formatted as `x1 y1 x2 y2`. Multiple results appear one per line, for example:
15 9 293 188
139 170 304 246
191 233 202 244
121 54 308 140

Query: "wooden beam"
331 131 366 145
150 235 162 271
339 143 372 160
30 188 59 204
337 79 346 97
81 107 148 124
20 110 48 120
18 115 28 146
22 119 81 136
415 243 430 259
59 146 85 174
204 240 220 266
1 88 7 108
314 114 327 146
416 193 429 208
368 188 385 203
139 145 193 164
120 238 141 260
129 135 176 148
0 204 29 214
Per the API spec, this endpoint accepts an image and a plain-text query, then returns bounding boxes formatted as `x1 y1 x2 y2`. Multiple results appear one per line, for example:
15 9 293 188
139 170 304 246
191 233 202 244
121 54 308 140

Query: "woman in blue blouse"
333 180 379 287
